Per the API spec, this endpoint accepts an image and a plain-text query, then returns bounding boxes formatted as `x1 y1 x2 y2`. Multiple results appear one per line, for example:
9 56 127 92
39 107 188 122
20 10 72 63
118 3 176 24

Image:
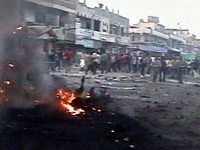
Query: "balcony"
25 0 76 13
53 27 75 42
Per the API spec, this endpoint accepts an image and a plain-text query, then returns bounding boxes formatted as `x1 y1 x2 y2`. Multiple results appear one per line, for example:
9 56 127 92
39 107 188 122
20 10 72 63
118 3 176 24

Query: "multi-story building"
23 0 78 52
75 1 130 54
9 0 130 54
128 16 185 57
165 28 200 55
129 16 169 56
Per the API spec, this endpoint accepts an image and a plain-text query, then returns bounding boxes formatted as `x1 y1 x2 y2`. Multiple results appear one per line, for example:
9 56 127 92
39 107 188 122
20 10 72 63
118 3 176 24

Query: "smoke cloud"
0 0 55 111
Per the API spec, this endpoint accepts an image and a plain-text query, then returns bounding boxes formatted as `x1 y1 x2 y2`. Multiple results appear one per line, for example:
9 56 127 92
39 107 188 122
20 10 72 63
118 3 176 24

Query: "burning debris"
55 76 108 116
57 89 85 116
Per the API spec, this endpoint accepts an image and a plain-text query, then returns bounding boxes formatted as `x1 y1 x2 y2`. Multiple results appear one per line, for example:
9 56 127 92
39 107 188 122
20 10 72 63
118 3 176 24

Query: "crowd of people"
47 49 200 83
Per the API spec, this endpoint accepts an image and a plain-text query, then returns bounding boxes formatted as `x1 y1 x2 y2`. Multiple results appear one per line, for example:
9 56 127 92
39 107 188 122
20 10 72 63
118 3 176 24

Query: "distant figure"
169 58 177 78
110 54 117 72
100 53 109 74
140 56 146 77
118 54 126 72
190 58 200 78
151 57 161 83
177 57 187 83
63 49 73 73
85 53 95 75
145 54 152 76
132 55 138 73
159 56 167 82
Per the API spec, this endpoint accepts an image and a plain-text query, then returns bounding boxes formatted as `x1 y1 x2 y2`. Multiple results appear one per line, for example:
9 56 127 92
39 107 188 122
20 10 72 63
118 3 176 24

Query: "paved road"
51 65 200 86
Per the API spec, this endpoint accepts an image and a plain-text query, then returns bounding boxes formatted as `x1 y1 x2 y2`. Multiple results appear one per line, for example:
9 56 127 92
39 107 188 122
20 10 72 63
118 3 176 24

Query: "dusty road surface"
61 72 200 149
0 71 200 150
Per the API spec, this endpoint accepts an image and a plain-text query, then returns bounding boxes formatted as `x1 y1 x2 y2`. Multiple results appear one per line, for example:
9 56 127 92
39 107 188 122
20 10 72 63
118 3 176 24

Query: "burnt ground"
0 72 200 150
0 108 161 150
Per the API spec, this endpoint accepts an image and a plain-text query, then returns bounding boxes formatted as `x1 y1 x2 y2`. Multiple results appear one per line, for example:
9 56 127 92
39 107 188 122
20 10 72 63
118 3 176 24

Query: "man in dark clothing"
159 56 167 82
140 56 146 77
145 55 152 76
132 56 138 73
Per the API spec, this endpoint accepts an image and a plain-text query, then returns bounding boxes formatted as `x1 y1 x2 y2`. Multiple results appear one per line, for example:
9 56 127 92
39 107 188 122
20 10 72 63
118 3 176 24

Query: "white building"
129 17 186 56
75 1 130 54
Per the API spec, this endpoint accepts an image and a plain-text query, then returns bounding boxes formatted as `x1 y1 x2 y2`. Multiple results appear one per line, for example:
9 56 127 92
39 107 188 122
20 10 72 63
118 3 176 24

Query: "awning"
167 47 180 53
137 45 167 53
181 53 196 61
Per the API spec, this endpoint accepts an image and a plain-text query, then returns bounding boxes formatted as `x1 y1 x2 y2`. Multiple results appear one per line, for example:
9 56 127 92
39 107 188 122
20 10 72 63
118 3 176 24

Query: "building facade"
14 0 130 54
128 16 200 57
23 0 78 53
75 2 130 54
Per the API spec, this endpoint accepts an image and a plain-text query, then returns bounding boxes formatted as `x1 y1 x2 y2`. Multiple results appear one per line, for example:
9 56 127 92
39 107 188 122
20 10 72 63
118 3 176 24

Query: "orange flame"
8 63 14 68
16 26 23 31
4 80 11 85
57 89 85 116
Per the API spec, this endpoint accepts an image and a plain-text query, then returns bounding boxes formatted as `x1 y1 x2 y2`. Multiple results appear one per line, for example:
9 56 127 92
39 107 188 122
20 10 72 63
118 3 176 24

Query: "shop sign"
80 29 93 39
107 34 115 43
92 31 101 40
84 40 94 48
75 35 84 45
116 36 130 45
100 33 107 41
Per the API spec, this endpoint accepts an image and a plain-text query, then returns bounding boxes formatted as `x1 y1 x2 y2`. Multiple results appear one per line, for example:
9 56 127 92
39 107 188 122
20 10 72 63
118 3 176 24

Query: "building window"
102 23 108 32
86 21 91 29
94 20 100 31
121 28 124 36
132 35 135 41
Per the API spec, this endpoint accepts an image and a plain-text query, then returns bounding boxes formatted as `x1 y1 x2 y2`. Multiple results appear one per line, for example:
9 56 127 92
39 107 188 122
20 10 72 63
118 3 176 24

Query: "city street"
1 0 200 149
49 65 200 149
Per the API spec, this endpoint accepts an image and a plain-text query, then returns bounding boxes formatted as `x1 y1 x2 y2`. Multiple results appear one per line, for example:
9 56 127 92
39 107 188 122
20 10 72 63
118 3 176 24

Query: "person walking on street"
125 54 132 72
140 55 146 77
62 49 73 73
110 54 117 72
145 54 152 76
119 54 126 72
132 55 138 73
151 57 161 83
177 57 187 84
159 56 167 82
85 53 96 75
100 52 109 74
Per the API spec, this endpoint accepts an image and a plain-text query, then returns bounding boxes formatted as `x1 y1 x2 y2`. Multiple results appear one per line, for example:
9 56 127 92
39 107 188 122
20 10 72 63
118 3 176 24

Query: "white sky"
80 0 200 38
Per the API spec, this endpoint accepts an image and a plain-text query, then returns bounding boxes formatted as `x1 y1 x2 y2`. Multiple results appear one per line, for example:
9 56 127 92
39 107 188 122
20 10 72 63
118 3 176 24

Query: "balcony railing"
26 0 76 13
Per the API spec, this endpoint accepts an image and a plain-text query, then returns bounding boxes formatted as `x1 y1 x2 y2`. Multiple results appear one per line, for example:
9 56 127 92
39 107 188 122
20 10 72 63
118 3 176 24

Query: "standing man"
169 58 177 78
140 55 146 77
132 55 138 73
159 56 167 82
177 57 187 83
63 49 73 73
151 57 161 83
145 54 152 76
